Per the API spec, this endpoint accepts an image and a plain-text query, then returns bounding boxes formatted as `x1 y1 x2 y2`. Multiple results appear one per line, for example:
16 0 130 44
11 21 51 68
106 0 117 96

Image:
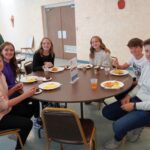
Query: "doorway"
42 2 77 59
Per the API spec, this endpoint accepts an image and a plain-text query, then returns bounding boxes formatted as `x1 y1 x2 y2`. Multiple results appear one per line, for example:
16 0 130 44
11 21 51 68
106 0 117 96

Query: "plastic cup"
104 66 110 75
90 78 98 90
43 67 50 79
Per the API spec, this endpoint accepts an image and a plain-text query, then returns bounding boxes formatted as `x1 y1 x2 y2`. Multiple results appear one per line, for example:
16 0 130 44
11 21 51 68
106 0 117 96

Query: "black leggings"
0 103 35 149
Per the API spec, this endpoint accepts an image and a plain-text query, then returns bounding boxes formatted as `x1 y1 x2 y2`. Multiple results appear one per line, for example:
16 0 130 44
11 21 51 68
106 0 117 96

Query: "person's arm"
32 53 43 71
122 101 150 112
51 53 55 65
0 95 9 112
89 57 94 65
117 63 130 69
135 102 150 111
8 83 23 97
112 57 130 69
8 87 36 107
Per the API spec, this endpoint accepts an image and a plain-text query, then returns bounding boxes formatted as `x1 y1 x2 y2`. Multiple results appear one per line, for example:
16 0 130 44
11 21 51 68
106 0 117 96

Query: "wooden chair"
21 36 34 53
0 129 24 150
42 107 96 150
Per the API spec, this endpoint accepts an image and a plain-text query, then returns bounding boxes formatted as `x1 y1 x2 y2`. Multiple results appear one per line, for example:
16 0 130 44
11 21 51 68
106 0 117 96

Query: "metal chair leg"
16 132 24 150
60 143 63 150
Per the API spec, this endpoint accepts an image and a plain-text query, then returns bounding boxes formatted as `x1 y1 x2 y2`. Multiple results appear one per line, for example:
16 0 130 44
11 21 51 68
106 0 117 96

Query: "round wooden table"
23 68 133 118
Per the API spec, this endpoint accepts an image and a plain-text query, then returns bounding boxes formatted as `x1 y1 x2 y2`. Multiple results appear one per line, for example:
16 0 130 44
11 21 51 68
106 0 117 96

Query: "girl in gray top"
89 36 111 66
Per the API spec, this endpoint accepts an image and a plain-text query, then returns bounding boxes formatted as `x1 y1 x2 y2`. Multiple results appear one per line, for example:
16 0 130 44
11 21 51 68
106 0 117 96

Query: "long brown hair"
0 42 19 77
38 37 54 57
89 36 110 59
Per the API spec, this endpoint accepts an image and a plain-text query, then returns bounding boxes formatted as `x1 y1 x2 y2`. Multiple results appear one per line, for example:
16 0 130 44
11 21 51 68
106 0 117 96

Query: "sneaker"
126 127 143 143
33 117 42 129
104 138 121 149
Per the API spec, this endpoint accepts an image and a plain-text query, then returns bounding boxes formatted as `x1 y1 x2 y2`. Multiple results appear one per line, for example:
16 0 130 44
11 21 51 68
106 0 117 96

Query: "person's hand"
24 87 36 97
121 102 134 112
44 62 53 68
121 95 130 105
112 58 119 68
14 83 24 91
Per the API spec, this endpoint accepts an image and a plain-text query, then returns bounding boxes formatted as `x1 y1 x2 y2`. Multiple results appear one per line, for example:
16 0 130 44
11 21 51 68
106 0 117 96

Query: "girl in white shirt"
0 54 36 150
89 36 111 66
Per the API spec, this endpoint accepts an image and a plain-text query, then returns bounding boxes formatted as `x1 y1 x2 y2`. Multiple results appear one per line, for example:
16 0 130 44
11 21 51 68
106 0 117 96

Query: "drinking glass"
104 65 111 75
90 78 98 90
43 67 50 79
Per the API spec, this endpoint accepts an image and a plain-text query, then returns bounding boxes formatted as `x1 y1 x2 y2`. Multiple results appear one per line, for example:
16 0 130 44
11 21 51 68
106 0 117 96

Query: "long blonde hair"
89 36 110 59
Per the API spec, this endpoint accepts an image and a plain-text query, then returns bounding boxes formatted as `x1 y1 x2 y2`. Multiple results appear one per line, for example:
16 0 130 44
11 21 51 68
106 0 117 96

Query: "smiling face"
129 46 143 59
91 37 101 51
144 45 150 62
41 38 51 52
1 44 15 62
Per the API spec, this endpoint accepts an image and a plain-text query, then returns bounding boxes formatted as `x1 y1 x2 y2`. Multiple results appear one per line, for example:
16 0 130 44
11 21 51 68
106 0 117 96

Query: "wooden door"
61 6 76 59
46 5 76 59
46 7 63 58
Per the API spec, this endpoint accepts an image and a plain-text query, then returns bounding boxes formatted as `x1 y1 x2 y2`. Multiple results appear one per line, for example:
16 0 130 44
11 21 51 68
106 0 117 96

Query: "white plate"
42 77 52 82
77 64 93 69
20 76 38 83
34 89 43 95
49 67 64 72
39 82 61 90
101 80 124 89
64 65 71 70
110 69 129 76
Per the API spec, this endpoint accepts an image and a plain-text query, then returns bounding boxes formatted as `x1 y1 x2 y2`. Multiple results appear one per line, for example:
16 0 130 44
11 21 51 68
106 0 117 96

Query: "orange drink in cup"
90 78 98 90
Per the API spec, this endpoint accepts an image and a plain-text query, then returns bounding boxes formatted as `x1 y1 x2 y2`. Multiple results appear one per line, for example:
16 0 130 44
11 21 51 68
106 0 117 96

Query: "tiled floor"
1 56 150 150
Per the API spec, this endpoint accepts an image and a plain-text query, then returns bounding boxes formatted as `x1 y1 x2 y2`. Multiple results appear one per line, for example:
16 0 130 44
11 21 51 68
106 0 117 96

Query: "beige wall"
0 0 150 62
75 0 150 62
0 0 70 51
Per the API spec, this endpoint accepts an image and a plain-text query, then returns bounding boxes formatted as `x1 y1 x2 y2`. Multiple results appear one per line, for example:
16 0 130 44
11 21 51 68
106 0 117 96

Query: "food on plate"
51 67 58 72
36 88 40 92
26 77 37 82
43 83 57 90
103 81 120 88
112 69 124 75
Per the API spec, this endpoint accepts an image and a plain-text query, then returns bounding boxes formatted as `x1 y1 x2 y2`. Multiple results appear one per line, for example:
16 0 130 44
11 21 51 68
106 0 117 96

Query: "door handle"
57 30 62 39
62 30 67 39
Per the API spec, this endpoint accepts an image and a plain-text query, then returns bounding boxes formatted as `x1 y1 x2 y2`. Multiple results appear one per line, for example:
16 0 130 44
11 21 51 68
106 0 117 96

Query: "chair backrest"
42 107 87 144
24 61 33 74
24 36 34 48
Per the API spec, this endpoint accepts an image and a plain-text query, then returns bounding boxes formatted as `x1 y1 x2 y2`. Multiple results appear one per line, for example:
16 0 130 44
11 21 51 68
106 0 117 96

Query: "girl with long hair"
33 37 55 71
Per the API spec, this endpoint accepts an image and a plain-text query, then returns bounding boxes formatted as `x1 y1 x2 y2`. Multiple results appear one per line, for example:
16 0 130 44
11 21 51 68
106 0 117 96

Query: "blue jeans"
102 96 150 141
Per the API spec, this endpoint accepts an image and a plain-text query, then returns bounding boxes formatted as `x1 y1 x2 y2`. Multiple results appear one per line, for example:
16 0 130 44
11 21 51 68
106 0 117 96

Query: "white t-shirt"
89 50 111 66
128 55 147 78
